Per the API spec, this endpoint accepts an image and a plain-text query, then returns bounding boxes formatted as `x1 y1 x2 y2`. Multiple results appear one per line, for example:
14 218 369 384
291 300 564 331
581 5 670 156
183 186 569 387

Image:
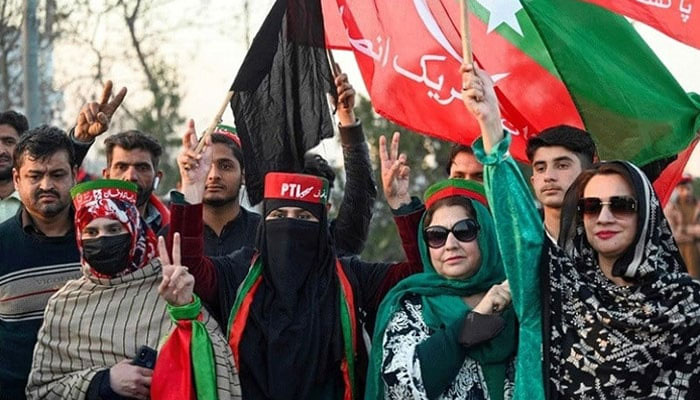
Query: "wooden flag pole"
195 90 235 153
326 48 340 78
460 0 473 64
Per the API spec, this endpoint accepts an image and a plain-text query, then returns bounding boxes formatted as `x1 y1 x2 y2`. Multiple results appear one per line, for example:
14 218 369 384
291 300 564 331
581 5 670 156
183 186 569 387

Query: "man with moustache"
202 125 260 256
0 108 96 224
0 127 83 400
101 131 169 236
0 111 29 223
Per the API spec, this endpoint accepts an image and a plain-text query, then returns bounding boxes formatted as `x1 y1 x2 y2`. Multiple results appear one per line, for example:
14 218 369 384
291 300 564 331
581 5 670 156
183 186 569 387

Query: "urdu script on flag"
323 0 700 167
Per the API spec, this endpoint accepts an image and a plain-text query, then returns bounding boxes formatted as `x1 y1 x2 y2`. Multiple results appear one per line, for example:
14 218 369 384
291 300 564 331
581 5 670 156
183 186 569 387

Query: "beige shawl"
26 259 241 399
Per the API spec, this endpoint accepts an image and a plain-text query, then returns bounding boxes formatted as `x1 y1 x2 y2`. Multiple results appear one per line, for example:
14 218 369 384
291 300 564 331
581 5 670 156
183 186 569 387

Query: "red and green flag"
581 0 700 49
654 138 699 206
324 0 700 168
152 296 218 400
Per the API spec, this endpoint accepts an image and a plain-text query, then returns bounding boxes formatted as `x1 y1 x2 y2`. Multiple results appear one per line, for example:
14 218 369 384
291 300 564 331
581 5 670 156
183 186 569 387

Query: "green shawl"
365 179 517 400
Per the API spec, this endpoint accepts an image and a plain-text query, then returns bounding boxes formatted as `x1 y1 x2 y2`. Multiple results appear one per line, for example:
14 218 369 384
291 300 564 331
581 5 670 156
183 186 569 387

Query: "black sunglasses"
578 196 637 216
423 218 480 249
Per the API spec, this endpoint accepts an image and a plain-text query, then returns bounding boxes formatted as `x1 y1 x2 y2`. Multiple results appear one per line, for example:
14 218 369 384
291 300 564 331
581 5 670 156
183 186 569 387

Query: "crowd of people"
0 62 699 400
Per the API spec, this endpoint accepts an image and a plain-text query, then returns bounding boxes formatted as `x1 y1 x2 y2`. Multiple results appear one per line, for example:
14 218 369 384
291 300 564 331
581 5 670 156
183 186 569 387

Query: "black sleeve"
331 122 377 256
214 247 257 327
640 154 677 182
458 312 506 347
68 127 93 167
340 257 392 311
86 369 127 400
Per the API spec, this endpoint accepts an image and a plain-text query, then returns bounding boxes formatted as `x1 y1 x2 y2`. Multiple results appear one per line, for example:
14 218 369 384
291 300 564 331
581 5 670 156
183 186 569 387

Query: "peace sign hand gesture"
379 132 412 210
157 233 194 306
75 80 127 142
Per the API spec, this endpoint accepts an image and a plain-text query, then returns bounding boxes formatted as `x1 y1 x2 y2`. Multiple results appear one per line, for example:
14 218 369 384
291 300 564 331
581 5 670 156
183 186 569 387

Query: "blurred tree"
51 0 186 193
117 0 184 193
0 0 65 123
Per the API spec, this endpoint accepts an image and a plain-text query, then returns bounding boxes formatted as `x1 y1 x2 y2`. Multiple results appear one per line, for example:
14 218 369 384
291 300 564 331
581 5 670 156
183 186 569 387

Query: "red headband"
264 172 329 204
213 124 242 148
71 180 138 212
425 186 488 210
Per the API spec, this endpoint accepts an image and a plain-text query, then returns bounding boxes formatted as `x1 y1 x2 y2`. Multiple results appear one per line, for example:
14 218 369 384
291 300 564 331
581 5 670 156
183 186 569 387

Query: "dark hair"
559 162 638 248
526 125 596 168
424 196 476 226
445 144 474 176
0 110 29 136
303 153 335 190
13 125 75 169
211 133 244 169
104 130 163 168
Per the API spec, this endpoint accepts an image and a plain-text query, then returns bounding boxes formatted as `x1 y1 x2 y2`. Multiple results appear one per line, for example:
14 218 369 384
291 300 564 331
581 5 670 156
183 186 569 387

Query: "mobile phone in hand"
131 345 157 369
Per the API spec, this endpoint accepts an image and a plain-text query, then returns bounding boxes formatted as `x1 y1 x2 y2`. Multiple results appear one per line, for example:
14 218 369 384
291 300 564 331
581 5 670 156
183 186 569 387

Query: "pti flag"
582 0 700 49
325 0 700 168
232 0 336 205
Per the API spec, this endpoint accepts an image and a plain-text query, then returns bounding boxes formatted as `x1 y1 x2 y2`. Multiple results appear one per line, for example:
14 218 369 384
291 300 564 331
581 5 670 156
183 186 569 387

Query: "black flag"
231 0 336 205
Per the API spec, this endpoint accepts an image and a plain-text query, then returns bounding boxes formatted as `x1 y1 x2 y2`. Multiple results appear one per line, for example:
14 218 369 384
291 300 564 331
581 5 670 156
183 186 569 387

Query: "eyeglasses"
578 196 637 216
423 218 480 248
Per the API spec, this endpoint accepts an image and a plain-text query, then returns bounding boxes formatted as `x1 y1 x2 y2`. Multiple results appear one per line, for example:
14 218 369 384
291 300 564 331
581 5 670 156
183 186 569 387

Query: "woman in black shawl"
547 161 700 398
465 60 700 398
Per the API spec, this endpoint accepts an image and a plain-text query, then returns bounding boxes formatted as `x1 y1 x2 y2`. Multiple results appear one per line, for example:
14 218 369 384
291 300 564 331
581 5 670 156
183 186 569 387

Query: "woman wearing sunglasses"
461 63 700 399
365 179 517 400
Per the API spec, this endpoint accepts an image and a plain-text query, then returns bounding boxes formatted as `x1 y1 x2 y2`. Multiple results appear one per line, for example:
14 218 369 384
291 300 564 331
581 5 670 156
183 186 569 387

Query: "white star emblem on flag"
477 0 524 36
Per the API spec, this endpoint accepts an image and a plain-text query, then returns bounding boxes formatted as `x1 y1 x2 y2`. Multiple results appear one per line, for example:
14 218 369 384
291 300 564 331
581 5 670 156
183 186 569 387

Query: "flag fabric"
326 0 700 166
323 0 352 50
231 0 336 205
152 297 218 400
582 0 700 50
653 138 699 206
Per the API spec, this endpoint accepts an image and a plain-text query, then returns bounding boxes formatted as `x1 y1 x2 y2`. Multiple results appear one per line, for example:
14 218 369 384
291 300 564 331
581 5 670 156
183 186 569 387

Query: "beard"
203 183 240 208
0 166 11 181
136 185 154 208
0 153 12 181
31 189 70 218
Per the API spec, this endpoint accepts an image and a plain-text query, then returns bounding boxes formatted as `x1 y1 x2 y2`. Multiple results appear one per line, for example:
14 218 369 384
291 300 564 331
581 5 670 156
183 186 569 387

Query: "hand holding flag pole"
460 0 473 64
194 90 235 154
326 48 351 110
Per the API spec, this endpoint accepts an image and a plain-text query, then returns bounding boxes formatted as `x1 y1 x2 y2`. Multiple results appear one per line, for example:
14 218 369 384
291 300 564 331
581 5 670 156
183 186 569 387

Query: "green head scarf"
365 179 517 400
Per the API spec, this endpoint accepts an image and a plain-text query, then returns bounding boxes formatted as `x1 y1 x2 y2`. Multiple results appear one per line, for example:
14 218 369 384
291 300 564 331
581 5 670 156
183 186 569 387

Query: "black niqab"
238 199 342 399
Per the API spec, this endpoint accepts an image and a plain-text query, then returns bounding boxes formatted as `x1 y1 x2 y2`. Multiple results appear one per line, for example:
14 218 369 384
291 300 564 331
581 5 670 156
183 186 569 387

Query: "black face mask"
82 233 132 276
264 218 321 295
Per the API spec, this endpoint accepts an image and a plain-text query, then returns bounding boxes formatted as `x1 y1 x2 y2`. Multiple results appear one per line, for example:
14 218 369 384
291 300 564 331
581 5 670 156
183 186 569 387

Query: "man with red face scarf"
170 123 423 399
26 179 241 400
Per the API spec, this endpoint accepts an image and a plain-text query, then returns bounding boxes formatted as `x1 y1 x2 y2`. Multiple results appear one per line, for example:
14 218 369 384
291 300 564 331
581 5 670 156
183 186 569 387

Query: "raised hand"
460 63 503 153
472 281 512 315
75 80 127 142
379 132 411 210
109 359 152 400
157 234 194 307
176 119 213 204
333 64 356 126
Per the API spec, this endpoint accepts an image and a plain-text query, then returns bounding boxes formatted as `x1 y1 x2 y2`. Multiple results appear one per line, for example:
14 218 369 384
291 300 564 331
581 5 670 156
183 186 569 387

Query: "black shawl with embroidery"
548 161 700 399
